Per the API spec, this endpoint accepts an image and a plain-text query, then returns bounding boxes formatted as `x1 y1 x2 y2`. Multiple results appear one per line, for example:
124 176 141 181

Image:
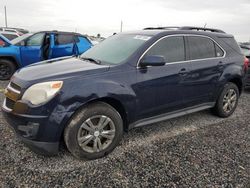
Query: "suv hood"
13 57 110 83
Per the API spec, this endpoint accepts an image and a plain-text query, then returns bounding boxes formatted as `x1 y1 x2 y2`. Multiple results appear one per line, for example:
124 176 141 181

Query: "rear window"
187 36 224 60
55 34 74 45
220 37 241 54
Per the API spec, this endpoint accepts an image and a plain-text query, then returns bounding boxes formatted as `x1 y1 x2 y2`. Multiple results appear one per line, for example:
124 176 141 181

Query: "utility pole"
120 20 123 32
4 6 8 27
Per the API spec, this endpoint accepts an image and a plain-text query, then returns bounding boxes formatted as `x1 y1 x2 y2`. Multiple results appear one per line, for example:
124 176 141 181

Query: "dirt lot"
0 80 249 187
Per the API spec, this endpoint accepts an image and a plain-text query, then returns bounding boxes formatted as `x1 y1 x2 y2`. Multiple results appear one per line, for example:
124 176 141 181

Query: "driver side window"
26 33 45 46
146 36 185 63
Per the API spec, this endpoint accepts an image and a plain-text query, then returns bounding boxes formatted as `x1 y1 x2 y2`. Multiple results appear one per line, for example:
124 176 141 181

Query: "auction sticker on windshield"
134 35 151 41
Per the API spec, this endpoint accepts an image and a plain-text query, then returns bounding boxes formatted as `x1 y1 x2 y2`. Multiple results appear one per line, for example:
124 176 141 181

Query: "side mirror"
140 55 166 67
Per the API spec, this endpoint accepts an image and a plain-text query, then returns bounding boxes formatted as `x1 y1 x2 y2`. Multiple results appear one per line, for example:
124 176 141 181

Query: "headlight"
22 81 63 105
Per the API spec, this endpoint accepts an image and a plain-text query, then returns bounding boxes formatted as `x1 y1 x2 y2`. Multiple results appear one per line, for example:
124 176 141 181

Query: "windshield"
81 34 151 65
11 33 33 44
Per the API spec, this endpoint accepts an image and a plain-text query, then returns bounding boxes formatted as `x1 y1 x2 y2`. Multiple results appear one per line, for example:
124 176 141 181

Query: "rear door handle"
218 61 224 71
178 68 189 76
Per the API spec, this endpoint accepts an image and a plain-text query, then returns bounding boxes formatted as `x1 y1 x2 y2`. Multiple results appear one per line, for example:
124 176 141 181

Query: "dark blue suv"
0 31 92 80
2 27 247 160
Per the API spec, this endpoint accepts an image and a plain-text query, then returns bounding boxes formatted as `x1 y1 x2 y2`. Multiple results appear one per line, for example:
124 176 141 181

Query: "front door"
20 33 45 66
135 36 189 120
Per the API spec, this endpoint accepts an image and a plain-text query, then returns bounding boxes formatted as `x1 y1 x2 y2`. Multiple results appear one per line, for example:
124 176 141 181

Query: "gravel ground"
0 80 249 187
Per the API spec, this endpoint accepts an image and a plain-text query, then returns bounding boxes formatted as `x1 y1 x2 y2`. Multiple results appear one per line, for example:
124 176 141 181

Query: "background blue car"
0 31 93 79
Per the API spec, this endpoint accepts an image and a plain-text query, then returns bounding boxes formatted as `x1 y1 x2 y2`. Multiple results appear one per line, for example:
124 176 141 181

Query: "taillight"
244 57 249 71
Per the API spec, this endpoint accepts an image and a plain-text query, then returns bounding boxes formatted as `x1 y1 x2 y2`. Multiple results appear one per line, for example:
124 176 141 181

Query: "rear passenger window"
146 36 185 63
188 36 217 60
55 34 74 45
74 36 80 43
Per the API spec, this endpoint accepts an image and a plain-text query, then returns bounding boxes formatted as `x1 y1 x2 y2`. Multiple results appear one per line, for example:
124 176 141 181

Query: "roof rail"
144 27 180 30
179 26 225 33
143 26 225 33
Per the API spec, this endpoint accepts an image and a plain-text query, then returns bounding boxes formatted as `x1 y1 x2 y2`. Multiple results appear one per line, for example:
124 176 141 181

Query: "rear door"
135 36 189 119
182 35 225 107
50 33 75 58
20 32 45 66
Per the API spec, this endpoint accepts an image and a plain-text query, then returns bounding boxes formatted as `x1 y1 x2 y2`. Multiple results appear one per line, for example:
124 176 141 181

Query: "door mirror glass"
140 55 166 67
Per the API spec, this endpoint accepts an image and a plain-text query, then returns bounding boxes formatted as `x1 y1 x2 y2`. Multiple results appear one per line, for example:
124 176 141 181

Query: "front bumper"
2 102 73 155
20 136 59 156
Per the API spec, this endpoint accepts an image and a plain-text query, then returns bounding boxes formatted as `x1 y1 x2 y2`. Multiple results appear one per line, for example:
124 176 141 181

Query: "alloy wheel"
77 115 116 153
0 64 11 79
222 89 237 113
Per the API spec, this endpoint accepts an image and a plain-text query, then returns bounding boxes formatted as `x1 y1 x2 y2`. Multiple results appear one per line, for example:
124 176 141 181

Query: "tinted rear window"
55 34 74 45
188 36 216 60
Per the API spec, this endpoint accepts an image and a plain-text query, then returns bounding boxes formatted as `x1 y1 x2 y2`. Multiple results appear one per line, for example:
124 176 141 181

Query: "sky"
0 0 249 42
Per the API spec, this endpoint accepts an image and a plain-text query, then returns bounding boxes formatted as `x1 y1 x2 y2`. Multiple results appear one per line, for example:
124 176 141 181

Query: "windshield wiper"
79 57 102 65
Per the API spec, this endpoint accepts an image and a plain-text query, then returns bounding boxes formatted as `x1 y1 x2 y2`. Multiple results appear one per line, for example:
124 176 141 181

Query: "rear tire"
213 82 239 118
64 102 123 160
0 59 16 80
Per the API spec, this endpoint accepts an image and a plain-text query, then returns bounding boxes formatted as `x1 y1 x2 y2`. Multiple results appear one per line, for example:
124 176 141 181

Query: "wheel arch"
59 96 130 148
78 97 129 131
0 55 20 68
228 77 243 95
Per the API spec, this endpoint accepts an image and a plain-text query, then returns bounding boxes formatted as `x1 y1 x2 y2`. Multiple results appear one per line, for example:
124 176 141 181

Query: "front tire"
213 82 239 118
64 102 123 160
0 59 16 80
